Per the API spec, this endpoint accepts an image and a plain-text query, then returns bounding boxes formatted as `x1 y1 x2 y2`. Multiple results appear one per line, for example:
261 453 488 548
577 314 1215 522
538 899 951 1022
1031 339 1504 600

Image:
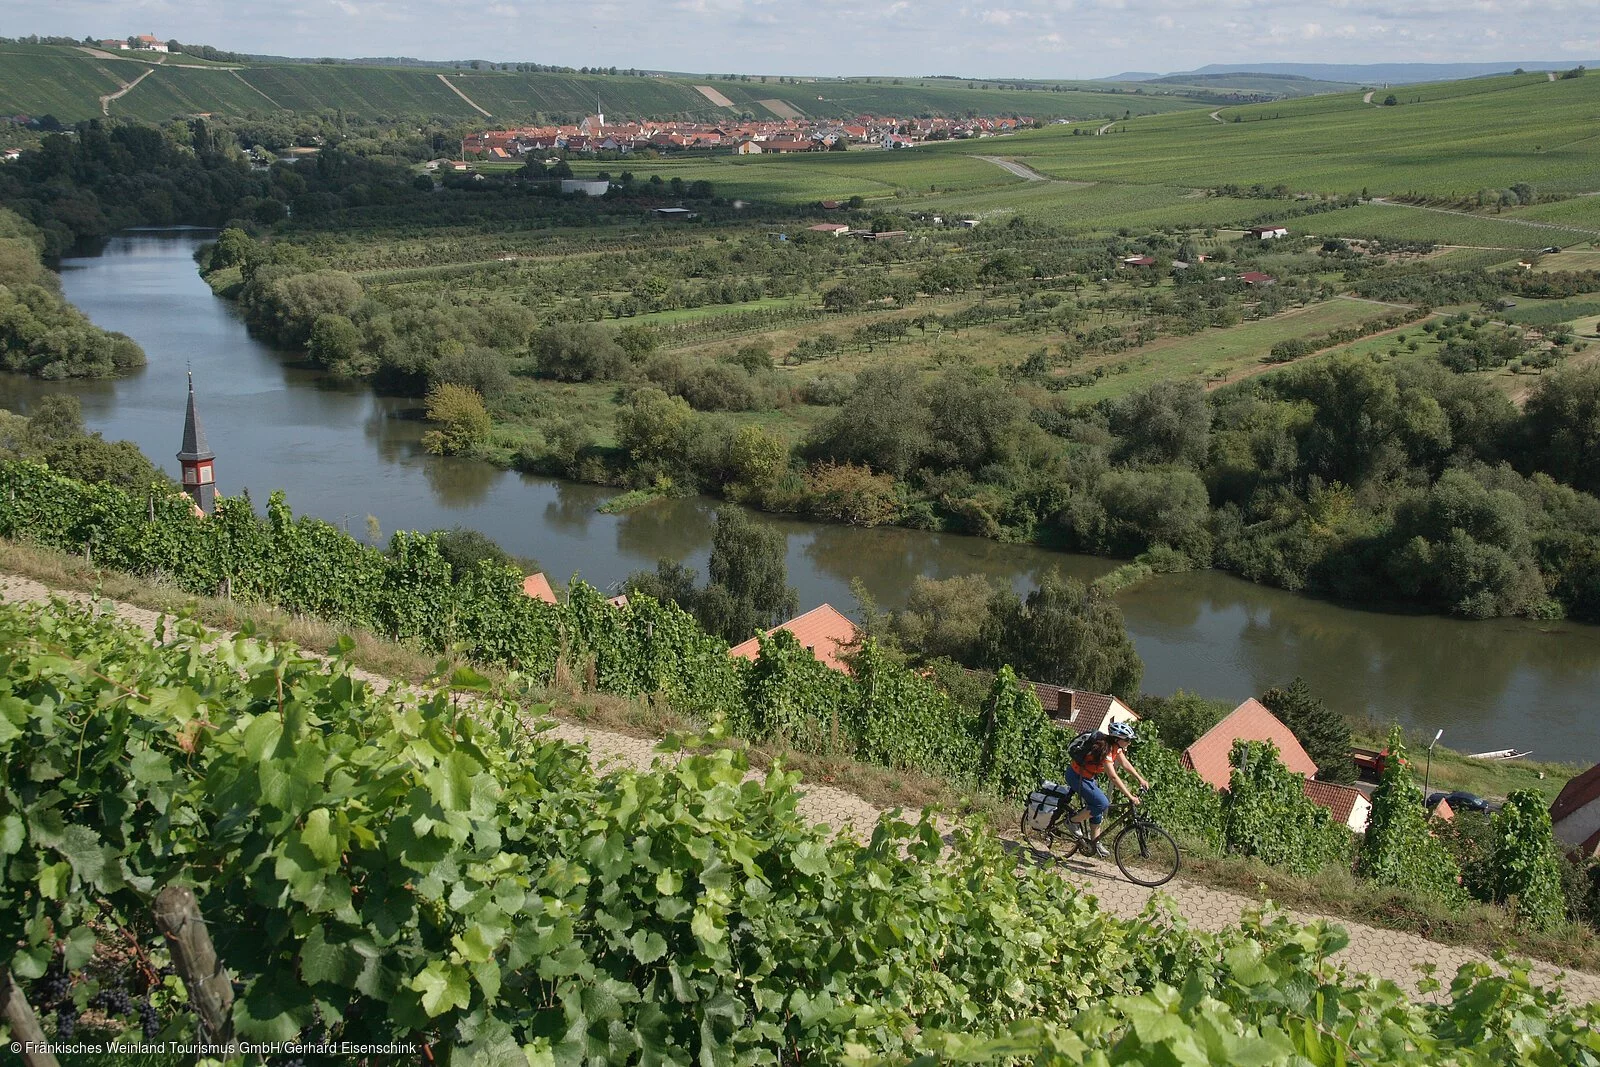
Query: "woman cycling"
1064 720 1150 856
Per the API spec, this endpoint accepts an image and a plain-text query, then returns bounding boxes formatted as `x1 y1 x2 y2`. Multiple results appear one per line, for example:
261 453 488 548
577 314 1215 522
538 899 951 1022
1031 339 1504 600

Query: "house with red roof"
1028 683 1138 736
729 604 860 674
1551 763 1600 856
1302 779 1372 833
1239 271 1277 286
808 222 850 236
1246 224 1289 240
1183 698 1318 791
522 573 558 605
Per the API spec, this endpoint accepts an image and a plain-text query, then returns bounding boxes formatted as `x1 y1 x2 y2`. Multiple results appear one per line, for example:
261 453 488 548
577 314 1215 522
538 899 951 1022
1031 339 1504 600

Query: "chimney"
1063 689 1075 719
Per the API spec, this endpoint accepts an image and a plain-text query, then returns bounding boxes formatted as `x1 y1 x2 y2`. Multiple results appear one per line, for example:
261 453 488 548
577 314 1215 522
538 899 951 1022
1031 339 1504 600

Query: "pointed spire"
177 371 214 462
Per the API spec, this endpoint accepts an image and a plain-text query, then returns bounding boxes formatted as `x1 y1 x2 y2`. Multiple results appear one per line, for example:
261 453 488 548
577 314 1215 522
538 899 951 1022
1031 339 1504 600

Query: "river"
4 229 1599 759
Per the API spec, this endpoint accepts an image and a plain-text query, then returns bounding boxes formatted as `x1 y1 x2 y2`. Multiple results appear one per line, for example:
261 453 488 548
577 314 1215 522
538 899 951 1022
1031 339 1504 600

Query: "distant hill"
1139 72 1358 97
1109 61 1596 85
0 43 1202 125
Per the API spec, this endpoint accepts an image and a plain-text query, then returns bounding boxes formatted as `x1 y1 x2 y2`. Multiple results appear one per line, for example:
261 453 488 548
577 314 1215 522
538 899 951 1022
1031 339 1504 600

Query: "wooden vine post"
1 968 59 1067
152 885 235 1043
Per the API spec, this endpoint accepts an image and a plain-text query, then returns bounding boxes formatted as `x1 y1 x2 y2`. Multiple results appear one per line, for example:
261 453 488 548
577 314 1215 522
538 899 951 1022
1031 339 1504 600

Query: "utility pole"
1423 728 1443 805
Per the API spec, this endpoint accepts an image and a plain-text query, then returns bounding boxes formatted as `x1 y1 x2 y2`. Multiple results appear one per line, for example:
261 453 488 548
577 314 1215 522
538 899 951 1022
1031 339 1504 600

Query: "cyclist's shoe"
1087 837 1110 858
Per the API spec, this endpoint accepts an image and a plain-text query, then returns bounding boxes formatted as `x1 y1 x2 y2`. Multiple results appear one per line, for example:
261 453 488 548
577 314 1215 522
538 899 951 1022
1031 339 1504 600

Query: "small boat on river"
1466 748 1532 761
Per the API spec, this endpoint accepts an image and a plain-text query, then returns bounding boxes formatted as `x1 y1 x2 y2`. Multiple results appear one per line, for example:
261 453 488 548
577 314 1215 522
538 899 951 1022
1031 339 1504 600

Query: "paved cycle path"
3 572 1595 1005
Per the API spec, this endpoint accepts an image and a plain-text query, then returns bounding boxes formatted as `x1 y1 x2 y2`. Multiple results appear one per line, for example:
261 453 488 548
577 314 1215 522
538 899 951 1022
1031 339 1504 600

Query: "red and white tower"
176 371 216 513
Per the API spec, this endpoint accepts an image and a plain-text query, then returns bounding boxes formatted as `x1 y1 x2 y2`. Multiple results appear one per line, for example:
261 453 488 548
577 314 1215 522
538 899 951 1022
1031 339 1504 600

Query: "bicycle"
1019 781 1181 888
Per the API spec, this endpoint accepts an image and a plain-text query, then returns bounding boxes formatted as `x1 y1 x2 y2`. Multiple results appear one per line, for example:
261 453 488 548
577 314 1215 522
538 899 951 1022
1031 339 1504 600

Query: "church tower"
176 371 216 513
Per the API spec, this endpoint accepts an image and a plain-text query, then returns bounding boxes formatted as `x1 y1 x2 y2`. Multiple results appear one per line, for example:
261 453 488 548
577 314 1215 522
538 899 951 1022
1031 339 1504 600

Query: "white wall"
1555 797 1600 852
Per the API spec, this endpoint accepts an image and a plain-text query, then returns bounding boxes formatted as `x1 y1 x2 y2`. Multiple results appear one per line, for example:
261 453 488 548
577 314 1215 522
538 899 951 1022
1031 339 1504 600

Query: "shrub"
802 461 900 527
1356 727 1464 900
421 383 490 455
1488 789 1567 930
1222 740 1352 875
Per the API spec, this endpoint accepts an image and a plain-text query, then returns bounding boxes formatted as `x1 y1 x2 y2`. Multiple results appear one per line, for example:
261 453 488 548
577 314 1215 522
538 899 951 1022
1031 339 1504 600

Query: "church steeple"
176 371 216 513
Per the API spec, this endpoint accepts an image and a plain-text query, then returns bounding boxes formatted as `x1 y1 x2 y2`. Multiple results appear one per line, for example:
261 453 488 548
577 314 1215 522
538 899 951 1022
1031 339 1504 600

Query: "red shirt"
1073 741 1113 779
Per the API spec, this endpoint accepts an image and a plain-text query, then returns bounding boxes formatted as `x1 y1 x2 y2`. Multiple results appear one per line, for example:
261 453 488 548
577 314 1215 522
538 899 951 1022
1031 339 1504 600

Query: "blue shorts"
1062 766 1109 824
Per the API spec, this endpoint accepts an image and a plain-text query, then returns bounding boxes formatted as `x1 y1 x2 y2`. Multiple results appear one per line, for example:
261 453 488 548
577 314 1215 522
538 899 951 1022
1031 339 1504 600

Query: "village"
459 108 1038 159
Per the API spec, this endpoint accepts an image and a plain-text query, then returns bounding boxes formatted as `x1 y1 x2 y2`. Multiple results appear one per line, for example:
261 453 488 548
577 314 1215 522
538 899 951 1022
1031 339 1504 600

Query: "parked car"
1541 246 1562 254
1426 790 1491 814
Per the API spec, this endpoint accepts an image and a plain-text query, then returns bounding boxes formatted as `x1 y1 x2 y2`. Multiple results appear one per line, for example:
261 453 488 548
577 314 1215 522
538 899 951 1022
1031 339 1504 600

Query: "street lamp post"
1423 728 1443 806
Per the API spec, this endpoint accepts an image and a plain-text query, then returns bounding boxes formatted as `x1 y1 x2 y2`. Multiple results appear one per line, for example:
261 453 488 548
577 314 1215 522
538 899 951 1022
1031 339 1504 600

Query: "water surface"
5 230 1598 759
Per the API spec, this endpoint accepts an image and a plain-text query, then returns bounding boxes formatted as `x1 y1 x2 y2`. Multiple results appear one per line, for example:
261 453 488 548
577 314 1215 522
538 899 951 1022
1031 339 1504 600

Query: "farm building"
808 223 851 236
654 207 698 220
1246 225 1289 240
1239 271 1276 286
1302 780 1372 833
1183 699 1318 790
1029 683 1139 737
729 604 861 675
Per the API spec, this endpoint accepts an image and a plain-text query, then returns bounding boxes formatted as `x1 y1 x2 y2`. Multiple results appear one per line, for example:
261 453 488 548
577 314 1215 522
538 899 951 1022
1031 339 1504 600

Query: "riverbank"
13 227 1600 758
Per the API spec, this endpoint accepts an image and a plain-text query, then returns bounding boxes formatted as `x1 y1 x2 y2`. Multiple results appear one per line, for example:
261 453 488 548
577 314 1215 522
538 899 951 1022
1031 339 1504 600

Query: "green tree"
1488 789 1566 929
890 574 998 664
1357 726 1464 898
531 323 627 382
207 227 257 272
700 507 798 642
1134 690 1230 750
616 388 696 477
978 570 1143 699
1260 677 1356 783
421 383 491 455
306 313 366 375
430 526 527 584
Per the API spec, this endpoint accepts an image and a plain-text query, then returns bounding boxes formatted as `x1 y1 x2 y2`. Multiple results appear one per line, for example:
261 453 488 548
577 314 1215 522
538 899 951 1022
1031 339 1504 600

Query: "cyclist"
1064 720 1150 857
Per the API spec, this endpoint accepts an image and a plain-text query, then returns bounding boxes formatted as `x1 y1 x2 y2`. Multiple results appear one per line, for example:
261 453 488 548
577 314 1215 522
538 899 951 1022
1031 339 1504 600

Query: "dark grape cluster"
55 1003 78 1040
138 997 161 1039
34 959 71 1008
90 983 134 1016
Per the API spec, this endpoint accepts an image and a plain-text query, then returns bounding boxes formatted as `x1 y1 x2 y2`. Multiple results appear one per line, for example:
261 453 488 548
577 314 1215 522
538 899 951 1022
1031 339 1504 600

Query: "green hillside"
943 72 1600 196
0 44 1206 124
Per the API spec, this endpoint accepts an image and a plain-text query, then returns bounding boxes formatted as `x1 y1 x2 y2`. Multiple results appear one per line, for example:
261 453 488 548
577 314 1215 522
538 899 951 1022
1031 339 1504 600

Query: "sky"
8 0 1600 79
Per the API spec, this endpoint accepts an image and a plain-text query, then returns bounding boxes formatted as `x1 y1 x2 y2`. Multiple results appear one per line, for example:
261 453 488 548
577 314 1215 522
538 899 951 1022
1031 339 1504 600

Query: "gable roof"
1302 779 1368 829
177 372 213 462
1028 683 1128 734
728 603 860 674
522 572 558 605
1430 797 1455 822
1550 762 1600 824
1183 698 1317 791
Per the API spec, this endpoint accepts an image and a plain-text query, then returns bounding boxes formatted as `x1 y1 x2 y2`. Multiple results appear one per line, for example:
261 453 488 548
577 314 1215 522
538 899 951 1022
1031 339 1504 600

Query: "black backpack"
1067 730 1108 766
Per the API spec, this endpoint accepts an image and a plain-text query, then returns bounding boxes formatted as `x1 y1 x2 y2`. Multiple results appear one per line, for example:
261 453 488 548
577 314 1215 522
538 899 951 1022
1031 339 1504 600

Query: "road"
4 569 1598 1005
99 67 153 115
437 73 491 117
975 155 1052 181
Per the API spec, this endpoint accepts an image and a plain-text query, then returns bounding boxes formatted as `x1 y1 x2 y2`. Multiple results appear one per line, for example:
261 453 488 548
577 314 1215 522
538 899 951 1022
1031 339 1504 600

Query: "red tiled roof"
1029 683 1118 734
522 573 558 605
1303 779 1369 830
1183 699 1317 791
808 223 849 232
728 604 860 674
1550 762 1600 824
1430 798 1455 822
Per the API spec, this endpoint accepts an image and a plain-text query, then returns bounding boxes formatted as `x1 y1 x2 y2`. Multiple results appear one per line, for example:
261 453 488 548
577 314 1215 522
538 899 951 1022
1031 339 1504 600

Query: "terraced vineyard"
945 73 1600 195
0 43 1214 124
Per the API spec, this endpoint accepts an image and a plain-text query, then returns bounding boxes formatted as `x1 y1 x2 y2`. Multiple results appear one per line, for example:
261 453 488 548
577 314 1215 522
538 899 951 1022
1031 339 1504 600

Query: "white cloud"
4 0 1597 77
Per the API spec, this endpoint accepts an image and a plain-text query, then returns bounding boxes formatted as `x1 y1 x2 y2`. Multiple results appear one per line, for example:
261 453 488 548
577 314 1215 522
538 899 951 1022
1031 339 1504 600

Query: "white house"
133 34 169 52
1246 225 1289 240
1303 780 1372 833
1551 764 1600 855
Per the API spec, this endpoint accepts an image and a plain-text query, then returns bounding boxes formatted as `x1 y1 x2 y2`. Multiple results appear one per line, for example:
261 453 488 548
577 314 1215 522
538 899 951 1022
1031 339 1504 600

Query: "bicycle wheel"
1113 820 1180 887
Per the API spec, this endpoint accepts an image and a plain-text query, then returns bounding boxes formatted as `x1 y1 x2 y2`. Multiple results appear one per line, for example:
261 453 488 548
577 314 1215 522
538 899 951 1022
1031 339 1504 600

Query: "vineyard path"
3 571 1597 1006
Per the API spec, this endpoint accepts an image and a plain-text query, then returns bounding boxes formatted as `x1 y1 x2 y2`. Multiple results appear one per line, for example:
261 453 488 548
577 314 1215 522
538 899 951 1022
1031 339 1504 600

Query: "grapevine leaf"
409 959 473 1017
